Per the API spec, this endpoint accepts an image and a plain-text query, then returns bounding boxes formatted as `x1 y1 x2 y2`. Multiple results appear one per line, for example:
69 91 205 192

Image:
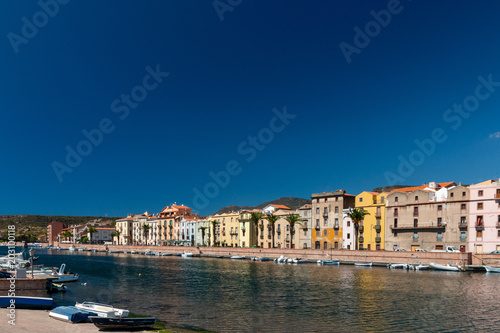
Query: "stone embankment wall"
50 243 473 265
471 254 500 266
0 278 46 297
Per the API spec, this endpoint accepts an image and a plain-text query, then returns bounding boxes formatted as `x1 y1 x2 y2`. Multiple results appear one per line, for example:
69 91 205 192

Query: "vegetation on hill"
215 197 310 214
372 185 416 193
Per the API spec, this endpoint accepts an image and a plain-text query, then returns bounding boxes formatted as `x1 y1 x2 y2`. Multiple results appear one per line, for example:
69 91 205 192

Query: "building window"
324 207 327 214
414 219 418 228
437 232 442 241
323 242 328 249
335 206 339 213
450 192 454 198
359 197 363 202
316 198 319 203
413 232 418 242
461 216 466 224
324 198 327 202
461 204 466 210
394 218 398 228
335 230 339 236
478 190 483 197
461 232 466 242
347 233 350 239
335 197 339 202
287 225 289 231
347 220 350 227
415 196 419 201
462 191 466 197
477 230 483 238
498 230 500 237
477 203 483 210
394 208 398 217
498 215 500 226
394 231 398 237
395 196 399 202
334 241 339 249
477 216 484 226
323 230 327 236
335 218 339 227
316 208 319 214
437 217 442 226
413 207 419 217
315 241 320 249
324 218 328 227
437 205 442 211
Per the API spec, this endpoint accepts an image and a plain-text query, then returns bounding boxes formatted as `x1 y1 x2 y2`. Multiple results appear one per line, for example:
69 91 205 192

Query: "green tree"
87 226 97 244
250 212 263 247
265 213 280 248
61 231 72 243
346 208 370 250
198 226 208 246
142 224 151 244
284 213 303 249
210 220 220 246
110 221 117 227
115 229 121 245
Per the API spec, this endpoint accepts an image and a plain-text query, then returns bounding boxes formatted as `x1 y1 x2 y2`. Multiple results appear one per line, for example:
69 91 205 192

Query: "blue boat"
49 306 98 323
317 260 340 265
0 296 53 309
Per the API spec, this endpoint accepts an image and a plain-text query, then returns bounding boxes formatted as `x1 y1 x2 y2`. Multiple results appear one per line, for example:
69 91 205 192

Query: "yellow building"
238 210 261 247
209 212 241 247
355 191 388 250
259 209 301 248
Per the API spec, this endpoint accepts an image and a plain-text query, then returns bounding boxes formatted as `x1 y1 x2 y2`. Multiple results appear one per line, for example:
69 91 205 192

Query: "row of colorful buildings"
50 179 500 254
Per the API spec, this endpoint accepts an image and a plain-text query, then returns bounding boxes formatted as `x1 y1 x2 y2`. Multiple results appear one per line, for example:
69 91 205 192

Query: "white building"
262 204 291 215
342 209 355 250
195 219 210 246
87 227 115 244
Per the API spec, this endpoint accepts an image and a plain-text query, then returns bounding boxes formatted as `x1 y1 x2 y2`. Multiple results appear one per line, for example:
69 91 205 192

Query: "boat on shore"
354 262 373 267
89 316 156 330
429 263 461 272
251 257 270 261
49 306 97 323
181 251 193 258
484 266 500 273
0 296 53 309
75 301 129 318
317 260 340 265
230 255 245 260
69 245 76 252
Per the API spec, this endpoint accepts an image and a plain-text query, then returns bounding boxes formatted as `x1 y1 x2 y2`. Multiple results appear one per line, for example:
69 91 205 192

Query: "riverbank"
0 309 207 333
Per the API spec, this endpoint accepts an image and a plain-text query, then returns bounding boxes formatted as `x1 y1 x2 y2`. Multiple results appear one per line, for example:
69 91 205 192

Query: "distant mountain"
214 197 310 215
372 185 416 193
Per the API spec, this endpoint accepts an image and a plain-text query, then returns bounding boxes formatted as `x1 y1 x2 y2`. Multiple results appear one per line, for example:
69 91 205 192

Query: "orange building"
157 204 197 245
311 190 355 250
47 221 67 245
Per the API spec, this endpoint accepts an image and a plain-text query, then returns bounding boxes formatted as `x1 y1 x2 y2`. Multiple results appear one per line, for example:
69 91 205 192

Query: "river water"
3 248 500 332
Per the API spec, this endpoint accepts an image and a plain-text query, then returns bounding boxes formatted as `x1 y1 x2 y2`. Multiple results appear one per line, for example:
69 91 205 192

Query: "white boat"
484 266 500 273
181 252 193 258
130 251 136 254
317 260 340 265
75 301 129 318
429 262 461 272
354 262 373 267
230 256 245 260
292 258 307 264
409 264 429 271
53 274 79 283
388 263 408 270
69 246 76 252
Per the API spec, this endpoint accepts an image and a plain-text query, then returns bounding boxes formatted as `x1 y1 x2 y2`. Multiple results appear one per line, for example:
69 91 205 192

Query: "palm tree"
110 232 117 244
87 226 97 244
346 208 370 250
115 229 122 245
210 220 219 246
198 226 208 246
142 224 151 245
284 213 303 249
265 213 280 248
61 231 72 243
250 212 263 247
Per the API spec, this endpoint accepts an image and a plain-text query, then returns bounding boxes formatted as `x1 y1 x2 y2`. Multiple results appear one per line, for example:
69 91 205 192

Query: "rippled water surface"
5 248 500 332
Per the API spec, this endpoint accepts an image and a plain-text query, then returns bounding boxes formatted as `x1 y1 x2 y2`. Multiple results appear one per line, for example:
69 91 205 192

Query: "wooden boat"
89 316 156 330
429 263 461 272
354 262 373 267
49 306 97 323
317 260 340 265
484 266 500 273
75 301 129 318
0 296 53 309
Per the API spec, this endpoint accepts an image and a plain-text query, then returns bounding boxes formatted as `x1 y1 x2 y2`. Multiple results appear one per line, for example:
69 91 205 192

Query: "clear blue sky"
1 0 500 217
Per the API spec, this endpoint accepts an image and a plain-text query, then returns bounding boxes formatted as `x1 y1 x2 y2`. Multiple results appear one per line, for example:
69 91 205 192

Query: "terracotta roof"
95 227 115 230
270 204 291 209
389 182 455 194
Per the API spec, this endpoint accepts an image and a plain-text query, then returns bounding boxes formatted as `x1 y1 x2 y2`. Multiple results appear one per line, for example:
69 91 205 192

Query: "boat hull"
49 306 97 323
89 316 156 330
429 263 460 272
0 296 53 309
484 266 500 273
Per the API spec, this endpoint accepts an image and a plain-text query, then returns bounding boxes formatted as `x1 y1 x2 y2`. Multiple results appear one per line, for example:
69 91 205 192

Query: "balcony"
323 212 328 217
374 224 381 231
260 235 264 239
476 223 485 230
315 224 320 230
390 224 445 231
358 225 364 232
375 237 381 243
459 223 468 229
359 236 364 243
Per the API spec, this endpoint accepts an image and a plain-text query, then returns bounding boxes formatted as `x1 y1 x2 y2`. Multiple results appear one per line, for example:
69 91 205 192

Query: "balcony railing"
390 224 445 231
476 223 484 230
334 224 339 229
315 225 320 230
459 222 468 229
323 212 328 217
375 236 381 243
374 224 381 231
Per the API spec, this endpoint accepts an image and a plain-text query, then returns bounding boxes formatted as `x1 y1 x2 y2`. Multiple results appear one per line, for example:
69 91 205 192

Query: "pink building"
468 179 500 253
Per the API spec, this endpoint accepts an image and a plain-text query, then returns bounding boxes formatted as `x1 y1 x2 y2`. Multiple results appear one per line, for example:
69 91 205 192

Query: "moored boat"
388 263 408 270
292 258 307 264
49 306 97 323
230 255 245 260
484 266 500 273
50 283 67 292
429 263 461 272
317 260 340 265
0 296 53 309
75 301 129 318
181 252 193 258
354 262 373 267
89 316 156 330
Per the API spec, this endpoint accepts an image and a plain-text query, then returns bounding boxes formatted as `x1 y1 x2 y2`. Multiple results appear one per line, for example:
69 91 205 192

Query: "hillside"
372 185 416 193
215 197 310 215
